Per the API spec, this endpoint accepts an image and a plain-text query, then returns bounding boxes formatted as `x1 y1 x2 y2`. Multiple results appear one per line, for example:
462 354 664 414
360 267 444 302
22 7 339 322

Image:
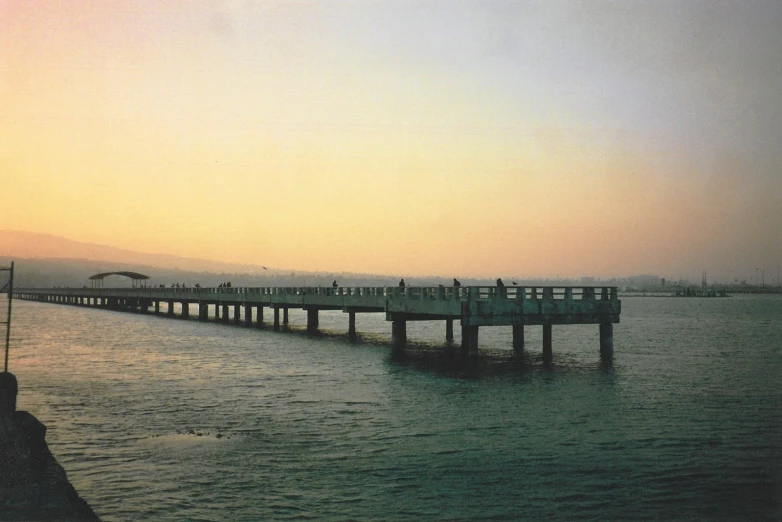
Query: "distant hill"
0 230 656 290
0 230 272 274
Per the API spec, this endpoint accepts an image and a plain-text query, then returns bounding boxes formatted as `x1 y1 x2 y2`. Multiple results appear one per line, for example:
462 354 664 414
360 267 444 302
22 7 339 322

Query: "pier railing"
18 285 618 302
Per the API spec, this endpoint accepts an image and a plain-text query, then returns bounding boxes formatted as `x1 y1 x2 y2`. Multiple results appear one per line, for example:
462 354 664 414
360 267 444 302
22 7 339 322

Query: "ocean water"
7 295 782 521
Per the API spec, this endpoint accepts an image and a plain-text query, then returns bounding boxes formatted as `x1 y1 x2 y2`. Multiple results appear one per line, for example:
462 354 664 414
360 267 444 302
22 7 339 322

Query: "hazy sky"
2 1 781 281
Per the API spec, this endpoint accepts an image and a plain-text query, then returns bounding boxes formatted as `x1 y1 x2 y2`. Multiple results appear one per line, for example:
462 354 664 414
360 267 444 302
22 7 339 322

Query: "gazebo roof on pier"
88 271 149 281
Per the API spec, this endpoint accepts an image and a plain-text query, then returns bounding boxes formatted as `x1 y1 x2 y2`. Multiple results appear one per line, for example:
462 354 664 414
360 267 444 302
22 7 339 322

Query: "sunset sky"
2 1 780 281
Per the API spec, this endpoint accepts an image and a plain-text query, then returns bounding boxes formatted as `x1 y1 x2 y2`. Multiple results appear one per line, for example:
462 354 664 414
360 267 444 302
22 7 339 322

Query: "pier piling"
600 323 613 359
543 325 553 361
348 311 356 339
512 325 524 356
306 308 319 333
391 319 407 347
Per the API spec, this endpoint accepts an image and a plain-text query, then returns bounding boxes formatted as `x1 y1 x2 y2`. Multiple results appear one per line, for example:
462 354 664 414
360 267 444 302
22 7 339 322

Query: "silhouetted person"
399 278 406 289
332 280 338 288
496 278 505 297
453 278 461 287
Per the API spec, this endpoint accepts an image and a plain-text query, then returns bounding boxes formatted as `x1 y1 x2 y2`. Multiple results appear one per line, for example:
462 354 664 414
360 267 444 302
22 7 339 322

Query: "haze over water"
9 295 782 520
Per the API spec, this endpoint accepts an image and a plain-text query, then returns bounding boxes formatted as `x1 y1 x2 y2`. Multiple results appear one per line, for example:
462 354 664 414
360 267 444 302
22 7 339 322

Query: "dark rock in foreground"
1 371 100 521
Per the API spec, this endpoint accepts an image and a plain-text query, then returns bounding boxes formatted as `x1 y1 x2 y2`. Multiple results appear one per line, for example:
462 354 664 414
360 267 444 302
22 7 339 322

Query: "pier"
13 286 621 359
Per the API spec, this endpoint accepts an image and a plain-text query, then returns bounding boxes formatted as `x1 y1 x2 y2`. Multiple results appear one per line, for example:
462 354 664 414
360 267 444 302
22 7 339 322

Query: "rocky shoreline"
1 371 100 521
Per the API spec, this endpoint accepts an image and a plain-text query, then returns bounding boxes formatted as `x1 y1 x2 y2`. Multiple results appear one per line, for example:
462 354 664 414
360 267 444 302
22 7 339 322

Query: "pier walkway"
13 286 620 359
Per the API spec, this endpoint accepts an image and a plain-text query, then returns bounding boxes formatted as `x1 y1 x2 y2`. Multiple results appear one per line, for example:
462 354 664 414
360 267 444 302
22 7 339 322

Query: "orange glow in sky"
1 1 780 280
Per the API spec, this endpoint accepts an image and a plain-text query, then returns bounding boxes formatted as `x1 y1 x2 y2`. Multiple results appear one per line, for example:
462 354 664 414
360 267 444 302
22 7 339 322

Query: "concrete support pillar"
283 308 289 325
348 311 356 339
199 303 208 321
392 320 407 347
273 307 280 331
307 308 319 334
222 305 230 323
182 302 189 319
257 306 264 328
513 325 525 356
167 300 175 316
214 304 220 319
461 325 479 358
543 325 553 361
233 305 240 324
244 305 252 326
445 319 454 342
600 323 614 359
154 301 160 314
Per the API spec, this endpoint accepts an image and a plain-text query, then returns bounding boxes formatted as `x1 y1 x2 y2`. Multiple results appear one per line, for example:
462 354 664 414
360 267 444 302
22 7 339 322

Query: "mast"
1 262 14 372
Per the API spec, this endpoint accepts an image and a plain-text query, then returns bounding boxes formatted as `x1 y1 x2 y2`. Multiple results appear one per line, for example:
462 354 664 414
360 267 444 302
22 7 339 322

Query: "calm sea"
7 295 782 521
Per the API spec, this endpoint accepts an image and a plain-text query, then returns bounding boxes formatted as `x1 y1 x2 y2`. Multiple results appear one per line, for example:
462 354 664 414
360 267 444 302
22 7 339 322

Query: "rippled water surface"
8 296 782 520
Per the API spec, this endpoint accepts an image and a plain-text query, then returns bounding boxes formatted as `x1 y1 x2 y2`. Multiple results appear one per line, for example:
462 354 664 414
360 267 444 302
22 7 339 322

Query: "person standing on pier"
399 279 405 289
453 278 461 287
496 278 506 297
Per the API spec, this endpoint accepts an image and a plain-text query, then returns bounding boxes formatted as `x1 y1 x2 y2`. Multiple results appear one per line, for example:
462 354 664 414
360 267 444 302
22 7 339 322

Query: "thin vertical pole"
4 262 14 372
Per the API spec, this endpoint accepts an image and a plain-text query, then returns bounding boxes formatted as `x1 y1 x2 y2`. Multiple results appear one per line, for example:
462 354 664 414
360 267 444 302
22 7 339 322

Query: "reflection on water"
9 296 782 521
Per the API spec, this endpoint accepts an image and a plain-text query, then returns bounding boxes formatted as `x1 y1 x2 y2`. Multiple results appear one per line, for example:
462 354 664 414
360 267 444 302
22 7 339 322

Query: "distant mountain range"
0 230 272 274
0 230 401 288
0 229 663 290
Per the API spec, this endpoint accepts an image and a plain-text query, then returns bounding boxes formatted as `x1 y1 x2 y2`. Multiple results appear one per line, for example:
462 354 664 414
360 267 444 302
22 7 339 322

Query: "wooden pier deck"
13 286 620 359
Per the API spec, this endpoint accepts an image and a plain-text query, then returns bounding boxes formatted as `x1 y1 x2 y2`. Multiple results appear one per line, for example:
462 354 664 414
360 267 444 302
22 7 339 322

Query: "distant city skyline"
2 1 780 279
